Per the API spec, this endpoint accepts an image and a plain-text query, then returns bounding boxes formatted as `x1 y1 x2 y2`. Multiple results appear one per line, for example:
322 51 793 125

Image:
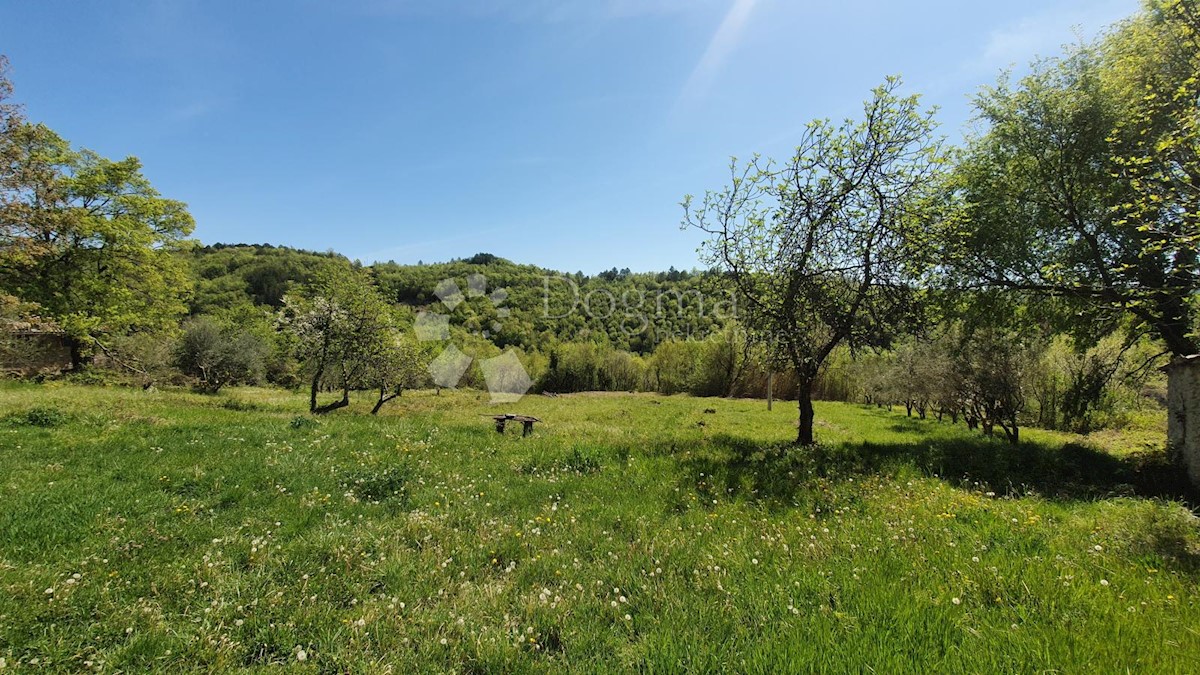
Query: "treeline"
0 0 1191 447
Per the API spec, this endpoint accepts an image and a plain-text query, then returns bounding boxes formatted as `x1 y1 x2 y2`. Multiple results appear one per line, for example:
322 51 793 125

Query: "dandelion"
952 597 962 605
1100 579 1109 586
440 638 448 645
624 614 632 621
295 647 308 662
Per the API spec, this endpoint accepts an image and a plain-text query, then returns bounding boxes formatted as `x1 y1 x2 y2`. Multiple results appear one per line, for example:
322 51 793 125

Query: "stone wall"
0 330 71 376
1165 354 1200 487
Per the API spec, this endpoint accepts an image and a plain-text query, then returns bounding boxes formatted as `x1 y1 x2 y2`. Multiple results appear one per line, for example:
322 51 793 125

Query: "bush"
174 317 269 393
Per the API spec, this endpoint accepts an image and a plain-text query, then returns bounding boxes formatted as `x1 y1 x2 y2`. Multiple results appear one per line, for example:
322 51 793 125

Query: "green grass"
0 382 1197 673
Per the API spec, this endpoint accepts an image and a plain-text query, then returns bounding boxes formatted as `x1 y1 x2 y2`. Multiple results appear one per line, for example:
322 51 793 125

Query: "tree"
0 68 194 368
945 0 1200 357
955 327 1030 444
683 78 945 444
283 264 396 413
364 332 424 414
174 316 269 393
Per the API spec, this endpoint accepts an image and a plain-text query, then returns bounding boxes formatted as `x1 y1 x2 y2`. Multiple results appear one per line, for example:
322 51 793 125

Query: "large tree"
0 62 195 367
945 0 1200 357
683 78 946 444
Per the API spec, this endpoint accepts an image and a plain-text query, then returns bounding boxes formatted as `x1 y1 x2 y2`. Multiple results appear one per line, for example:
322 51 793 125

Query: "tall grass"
0 383 1196 672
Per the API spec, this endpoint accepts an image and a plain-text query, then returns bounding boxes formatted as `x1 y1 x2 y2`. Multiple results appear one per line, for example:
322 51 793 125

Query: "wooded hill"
189 244 727 355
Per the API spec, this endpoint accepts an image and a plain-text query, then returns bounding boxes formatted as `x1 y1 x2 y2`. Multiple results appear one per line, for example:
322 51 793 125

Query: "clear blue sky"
2 0 1138 274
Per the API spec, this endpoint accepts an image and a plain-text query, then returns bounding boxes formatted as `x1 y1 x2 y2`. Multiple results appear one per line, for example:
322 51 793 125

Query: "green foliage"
339 463 411 505
9 405 67 427
684 77 947 443
945 0 1200 356
174 317 270 393
0 120 195 366
288 414 320 430
188 244 345 315
282 263 409 413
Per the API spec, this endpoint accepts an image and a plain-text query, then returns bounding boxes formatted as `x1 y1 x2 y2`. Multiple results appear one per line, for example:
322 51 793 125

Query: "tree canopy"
683 77 947 444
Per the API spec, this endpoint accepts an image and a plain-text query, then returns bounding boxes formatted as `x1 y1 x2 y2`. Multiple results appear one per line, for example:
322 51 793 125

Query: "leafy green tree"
364 332 424 414
0 74 194 368
683 78 945 444
946 0 1200 357
283 264 396 413
174 316 269 393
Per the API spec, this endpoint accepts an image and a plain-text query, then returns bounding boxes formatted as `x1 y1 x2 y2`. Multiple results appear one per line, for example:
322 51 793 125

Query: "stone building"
1164 354 1200 487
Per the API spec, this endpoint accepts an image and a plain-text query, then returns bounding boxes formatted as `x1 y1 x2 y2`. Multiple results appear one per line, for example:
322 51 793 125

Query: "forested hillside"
188 244 726 354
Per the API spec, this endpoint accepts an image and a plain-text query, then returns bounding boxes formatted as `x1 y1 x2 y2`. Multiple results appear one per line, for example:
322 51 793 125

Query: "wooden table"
492 414 541 436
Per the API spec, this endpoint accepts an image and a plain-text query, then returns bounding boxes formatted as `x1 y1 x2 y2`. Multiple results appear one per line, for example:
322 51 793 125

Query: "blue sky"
2 0 1138 273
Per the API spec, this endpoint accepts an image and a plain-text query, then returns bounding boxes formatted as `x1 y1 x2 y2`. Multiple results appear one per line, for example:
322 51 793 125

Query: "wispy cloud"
975 0 1137 72
673 0 760 110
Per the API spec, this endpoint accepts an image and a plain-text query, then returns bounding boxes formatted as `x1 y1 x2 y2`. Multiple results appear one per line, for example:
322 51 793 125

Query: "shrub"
174 317 269 393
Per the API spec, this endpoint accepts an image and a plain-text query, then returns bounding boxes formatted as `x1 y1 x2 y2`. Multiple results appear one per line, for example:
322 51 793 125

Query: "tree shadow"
681 433 1199 512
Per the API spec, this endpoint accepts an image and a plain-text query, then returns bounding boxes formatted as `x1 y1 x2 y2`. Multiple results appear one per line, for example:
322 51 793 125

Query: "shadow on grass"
682 432 1198 511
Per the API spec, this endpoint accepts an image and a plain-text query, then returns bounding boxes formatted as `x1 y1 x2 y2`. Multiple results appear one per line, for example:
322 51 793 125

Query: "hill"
188 244 729 354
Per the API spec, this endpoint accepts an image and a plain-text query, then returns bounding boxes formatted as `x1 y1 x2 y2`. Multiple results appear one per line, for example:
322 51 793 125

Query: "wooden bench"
492 414 541 437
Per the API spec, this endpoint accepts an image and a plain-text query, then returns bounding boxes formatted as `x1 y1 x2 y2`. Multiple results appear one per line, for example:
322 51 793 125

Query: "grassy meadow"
0 382 1198 672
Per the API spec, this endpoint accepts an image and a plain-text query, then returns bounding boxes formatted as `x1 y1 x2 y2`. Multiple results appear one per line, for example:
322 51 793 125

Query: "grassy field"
0 382 1197 673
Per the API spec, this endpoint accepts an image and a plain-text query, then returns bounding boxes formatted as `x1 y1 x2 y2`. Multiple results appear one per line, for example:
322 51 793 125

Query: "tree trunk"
371 387 400 415
313 388 350 414
67 336 89 371
796 378 815 445
1002 419 1019 444
309 364 325 413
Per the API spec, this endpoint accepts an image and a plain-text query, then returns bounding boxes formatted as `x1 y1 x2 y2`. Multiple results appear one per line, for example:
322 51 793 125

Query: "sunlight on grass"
0 382 1196 672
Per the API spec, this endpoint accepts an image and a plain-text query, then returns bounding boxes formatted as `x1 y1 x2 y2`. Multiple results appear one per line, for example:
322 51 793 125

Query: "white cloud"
977 0 1138 71
674 0 760 107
